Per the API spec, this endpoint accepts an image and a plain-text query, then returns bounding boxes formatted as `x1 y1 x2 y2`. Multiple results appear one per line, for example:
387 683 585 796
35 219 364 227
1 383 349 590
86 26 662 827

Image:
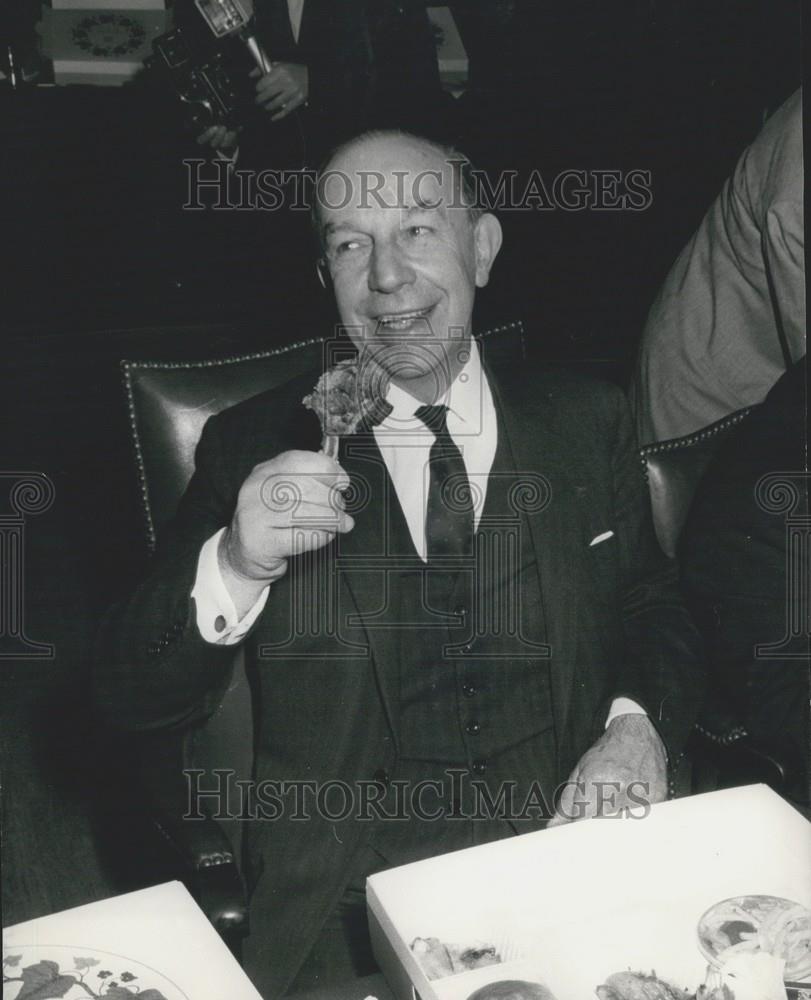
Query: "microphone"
194 0 271 72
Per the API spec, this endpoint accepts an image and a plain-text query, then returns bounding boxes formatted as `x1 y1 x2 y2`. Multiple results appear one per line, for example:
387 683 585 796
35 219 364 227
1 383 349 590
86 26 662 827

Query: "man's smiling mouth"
374 306 436 333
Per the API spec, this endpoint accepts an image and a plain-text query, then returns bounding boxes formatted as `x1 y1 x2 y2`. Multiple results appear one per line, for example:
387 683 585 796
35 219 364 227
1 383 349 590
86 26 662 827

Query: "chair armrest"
152 809 249 946
687 725 791 793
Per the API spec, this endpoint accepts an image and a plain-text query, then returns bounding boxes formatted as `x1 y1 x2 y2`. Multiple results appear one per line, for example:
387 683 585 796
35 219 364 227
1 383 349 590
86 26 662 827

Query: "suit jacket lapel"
335 431 403 749
485 363 584 763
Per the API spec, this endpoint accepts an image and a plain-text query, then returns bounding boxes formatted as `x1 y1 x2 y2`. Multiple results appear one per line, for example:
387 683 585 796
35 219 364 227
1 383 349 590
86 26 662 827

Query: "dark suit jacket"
181 0 446 167
680 356 808 801
94 354 703 997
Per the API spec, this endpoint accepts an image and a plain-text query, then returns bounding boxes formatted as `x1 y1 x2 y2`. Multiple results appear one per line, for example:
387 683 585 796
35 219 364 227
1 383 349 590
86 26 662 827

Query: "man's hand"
252 63 308 120
219 450 352 614
196 124 241 155
548 714 668 827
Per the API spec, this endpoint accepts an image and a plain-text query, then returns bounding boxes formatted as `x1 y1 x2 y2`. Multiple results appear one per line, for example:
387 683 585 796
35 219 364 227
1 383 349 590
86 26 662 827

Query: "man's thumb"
547 776 578 828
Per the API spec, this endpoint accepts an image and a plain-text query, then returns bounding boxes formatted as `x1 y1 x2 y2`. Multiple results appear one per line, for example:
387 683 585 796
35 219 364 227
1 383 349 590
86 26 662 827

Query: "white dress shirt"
372 338 497 559
287 0 305 42
190 340 644 724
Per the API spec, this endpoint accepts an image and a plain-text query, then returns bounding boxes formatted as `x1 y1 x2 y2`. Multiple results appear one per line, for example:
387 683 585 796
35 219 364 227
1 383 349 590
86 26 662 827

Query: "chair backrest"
641 407 755 559
122 322 528 549
123 337 327 552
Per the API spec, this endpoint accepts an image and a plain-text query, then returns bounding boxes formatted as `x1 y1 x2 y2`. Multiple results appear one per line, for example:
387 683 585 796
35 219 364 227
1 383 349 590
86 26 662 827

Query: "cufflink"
214 615 226 633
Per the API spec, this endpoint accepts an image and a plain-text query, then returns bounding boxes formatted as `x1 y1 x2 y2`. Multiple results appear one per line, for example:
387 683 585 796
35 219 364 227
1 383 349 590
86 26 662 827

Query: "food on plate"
303 358 391 456
595 971 692 999
466 979 558 1000
410 937 501 980
698 896 811 981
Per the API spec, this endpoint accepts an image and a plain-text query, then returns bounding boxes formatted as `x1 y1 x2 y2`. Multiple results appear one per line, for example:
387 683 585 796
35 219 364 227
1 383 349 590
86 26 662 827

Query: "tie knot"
415 404 450 435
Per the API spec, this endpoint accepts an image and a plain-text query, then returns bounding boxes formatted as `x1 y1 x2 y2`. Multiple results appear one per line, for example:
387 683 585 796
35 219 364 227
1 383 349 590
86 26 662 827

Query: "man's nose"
367 239 416 293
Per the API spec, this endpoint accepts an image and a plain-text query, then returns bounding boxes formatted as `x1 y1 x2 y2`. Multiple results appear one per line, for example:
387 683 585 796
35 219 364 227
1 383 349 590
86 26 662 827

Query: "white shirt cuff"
605 697 647 727
191 528 269 645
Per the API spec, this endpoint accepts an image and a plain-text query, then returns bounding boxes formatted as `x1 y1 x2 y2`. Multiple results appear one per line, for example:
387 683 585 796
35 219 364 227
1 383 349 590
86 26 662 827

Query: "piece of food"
595 971 693 999
410 937 502 980
302 358 391 456
698 896 811 982
694 987 735 1000
411 937 455 980
467 979 558 1000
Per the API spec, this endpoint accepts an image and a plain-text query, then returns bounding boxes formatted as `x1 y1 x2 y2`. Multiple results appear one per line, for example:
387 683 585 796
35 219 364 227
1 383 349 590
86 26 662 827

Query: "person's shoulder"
738 87 802 201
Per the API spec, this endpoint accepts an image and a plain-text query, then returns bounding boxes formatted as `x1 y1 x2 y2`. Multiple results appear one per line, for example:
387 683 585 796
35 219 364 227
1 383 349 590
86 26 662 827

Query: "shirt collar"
380 339 484 430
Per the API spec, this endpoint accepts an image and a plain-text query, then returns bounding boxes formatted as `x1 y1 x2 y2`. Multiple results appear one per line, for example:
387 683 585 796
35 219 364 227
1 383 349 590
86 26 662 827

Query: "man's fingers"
270 102 296 121
255 73 284 97
283 500 353 532
278 516 353 555
548 776 606 826
253 450 348 480
197 125 224 145
256 90 283 108
196 125 240 150
548 775 578 827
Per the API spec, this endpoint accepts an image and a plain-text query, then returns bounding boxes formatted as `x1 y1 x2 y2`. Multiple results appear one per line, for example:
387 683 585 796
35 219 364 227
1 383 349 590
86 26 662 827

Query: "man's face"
319 135 501 401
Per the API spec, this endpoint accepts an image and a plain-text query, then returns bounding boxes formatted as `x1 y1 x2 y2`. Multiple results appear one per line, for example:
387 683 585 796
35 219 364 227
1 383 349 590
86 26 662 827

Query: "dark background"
1 0 803 931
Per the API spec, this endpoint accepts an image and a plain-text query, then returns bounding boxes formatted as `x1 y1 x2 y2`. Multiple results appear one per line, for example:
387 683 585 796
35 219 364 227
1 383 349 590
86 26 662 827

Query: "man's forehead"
329 134 449 177
320 136 455 213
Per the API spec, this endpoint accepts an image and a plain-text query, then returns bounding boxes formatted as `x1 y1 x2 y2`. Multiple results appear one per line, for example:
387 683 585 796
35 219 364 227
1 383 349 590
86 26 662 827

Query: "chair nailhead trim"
694 722 749 746
122 323 525 552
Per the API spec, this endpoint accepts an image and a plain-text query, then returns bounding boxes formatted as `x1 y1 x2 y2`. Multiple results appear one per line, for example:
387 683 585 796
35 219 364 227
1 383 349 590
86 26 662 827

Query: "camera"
144 25 253 133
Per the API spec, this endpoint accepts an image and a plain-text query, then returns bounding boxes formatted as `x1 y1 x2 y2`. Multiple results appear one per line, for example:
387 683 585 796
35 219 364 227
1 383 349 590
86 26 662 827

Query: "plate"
697 895 811 982
3 944 190 1000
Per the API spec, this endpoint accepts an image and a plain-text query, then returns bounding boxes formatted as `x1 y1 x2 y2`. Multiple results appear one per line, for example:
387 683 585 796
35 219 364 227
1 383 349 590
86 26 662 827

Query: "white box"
49 0 166 10
368 786 811 1000
37 9 170 85
3 881 263 999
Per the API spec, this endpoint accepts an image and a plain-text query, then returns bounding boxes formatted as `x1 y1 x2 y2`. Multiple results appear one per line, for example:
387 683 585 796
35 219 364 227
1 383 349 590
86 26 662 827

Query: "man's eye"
405 225 432 238
335 240 362 255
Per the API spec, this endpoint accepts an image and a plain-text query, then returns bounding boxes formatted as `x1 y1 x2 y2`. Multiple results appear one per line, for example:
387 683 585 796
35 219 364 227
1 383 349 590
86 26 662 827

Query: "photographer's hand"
197 124 241 156
252 63 308 121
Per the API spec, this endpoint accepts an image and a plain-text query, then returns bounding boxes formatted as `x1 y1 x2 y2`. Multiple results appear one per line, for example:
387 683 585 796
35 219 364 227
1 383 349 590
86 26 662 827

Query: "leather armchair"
641 408 792 794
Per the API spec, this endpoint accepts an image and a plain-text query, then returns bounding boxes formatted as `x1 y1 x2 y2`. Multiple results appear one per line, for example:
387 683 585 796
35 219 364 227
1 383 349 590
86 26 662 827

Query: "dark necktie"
415 404 474 560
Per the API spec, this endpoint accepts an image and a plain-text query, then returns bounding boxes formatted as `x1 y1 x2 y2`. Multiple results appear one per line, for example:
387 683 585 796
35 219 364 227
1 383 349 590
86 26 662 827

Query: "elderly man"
95 131 703 997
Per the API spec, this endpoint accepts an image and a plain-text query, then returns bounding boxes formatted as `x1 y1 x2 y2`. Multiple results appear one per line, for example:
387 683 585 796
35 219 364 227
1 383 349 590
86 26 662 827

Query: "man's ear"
316 258 330 289
473 213 503 288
